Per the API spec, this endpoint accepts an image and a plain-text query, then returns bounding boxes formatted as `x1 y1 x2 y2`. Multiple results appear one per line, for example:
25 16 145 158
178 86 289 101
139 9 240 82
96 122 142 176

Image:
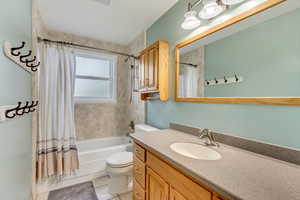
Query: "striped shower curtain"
37 42 79 181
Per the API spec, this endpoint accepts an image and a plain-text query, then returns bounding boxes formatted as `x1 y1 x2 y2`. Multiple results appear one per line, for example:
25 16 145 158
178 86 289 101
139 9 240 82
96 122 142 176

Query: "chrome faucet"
199 129 219 147
128 121 135 134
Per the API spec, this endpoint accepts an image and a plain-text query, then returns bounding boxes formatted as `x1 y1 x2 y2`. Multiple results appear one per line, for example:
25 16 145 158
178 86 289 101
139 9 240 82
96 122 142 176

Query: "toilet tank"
135 124 159 132
127 124 159 152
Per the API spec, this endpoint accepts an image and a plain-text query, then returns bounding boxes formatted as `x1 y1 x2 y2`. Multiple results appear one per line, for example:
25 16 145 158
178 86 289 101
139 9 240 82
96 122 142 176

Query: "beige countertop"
130 129 300 200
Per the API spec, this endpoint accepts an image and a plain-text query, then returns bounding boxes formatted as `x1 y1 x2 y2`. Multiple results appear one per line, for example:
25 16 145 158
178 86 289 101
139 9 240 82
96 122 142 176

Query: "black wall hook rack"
4 101 39 119
205 75 243 86
3 41 40 73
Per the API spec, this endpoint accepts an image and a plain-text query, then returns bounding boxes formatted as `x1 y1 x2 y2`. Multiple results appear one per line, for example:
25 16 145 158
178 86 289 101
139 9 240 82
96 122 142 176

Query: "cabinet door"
148 47 159 91
146 167 169 200
134 179 145 200
143 52 149 89
133 156 146 188
139 53 146 90
170 187 187 200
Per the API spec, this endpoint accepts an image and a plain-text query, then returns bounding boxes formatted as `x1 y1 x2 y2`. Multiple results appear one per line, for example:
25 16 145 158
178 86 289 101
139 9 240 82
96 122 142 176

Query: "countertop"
130 129 300 200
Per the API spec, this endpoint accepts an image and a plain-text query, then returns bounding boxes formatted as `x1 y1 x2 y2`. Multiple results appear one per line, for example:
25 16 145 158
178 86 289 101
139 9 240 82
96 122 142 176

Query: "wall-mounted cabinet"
138 40 169 101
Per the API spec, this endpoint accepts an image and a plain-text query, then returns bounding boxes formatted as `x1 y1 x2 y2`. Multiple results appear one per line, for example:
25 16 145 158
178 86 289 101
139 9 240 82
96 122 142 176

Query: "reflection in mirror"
179 46 204 97
178 5 300 98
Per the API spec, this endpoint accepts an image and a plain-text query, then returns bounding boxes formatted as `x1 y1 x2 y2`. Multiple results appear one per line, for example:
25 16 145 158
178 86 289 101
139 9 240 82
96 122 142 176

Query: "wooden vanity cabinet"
170 187 188 200
138 40 169 101
146 167 169 200
133 178 145 200
133 142 229 200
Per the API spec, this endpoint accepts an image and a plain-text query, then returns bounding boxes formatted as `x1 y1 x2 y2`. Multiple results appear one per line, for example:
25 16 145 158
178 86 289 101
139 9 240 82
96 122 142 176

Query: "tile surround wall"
36 25 145 140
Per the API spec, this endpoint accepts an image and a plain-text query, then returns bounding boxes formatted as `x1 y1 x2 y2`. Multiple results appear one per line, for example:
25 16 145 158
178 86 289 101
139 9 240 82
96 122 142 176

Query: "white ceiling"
38 0 178 45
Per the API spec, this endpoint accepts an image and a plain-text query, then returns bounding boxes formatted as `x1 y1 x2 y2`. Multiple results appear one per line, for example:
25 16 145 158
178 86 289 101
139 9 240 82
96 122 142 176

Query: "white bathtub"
39 136 132 193
78 136 132 175
77 136 132 176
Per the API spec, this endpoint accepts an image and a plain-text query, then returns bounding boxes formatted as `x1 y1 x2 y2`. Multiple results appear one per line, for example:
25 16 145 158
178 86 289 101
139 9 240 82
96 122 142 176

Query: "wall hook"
205 75 243 87
4 101 39 119
235 74 239 82
11 41 25 56
214 78 218 84
3 41 40 73
224 76 228 83
27 62 40 72
19 50 32 63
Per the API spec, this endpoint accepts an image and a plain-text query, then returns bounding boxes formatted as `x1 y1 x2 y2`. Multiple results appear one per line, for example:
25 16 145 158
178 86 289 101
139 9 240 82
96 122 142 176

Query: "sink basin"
170 142 222 160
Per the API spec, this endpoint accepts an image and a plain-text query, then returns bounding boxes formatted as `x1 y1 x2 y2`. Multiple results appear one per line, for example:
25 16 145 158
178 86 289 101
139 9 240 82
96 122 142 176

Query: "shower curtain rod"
180 62 198 68
37 37 139 59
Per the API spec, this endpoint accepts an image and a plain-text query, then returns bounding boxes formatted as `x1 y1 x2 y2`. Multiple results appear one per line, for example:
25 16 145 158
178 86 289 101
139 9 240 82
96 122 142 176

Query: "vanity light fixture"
199 0 226 19
221 0 246 5
181 11 201 30
181 0 249 30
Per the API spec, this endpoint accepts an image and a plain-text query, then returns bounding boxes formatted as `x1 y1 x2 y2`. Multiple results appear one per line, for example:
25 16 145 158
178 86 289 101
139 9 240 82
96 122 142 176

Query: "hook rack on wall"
0 101 39 122
205 75 243 86
3 41 40 73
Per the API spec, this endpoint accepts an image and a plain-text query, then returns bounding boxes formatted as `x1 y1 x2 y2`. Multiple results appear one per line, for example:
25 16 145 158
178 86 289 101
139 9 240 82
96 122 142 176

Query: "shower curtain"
180 65 201 97
37 42 79 181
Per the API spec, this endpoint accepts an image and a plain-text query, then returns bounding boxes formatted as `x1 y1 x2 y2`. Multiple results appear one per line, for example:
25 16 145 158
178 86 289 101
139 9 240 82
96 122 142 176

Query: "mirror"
176 0 300 105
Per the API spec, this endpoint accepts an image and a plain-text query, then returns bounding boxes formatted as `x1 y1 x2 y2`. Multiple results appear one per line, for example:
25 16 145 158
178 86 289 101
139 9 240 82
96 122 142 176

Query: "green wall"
204 9 300 97
147 1 300 149
0 0 32 199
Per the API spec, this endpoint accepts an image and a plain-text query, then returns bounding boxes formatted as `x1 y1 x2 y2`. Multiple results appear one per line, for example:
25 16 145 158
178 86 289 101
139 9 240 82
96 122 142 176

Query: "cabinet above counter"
138 40 169 101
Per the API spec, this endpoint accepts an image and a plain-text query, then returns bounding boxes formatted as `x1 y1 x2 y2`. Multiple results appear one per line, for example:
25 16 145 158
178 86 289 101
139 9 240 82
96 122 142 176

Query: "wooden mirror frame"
175 0 300 106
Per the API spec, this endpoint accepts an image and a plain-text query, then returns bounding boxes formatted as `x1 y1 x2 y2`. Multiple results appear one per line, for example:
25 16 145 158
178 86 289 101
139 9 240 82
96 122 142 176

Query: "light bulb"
199 0 226 19
181 11 201 30
221 0 246 5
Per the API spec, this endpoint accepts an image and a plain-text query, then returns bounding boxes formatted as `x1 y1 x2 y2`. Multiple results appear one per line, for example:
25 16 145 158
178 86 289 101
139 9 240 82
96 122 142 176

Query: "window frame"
74 50 117 104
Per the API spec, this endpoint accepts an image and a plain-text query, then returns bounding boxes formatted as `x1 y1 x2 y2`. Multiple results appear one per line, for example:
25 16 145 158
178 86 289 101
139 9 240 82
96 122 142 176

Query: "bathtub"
77 136 132 176
39 136 132 193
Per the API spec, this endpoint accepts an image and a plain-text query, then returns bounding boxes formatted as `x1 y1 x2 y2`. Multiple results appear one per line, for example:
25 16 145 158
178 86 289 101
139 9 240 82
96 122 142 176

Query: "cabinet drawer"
134 143 146 162
134 156 146 188
134 178 145 200
147 152 212 200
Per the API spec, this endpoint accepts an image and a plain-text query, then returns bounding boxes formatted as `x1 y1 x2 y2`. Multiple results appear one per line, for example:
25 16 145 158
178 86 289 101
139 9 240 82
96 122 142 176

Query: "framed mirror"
175 0 300 105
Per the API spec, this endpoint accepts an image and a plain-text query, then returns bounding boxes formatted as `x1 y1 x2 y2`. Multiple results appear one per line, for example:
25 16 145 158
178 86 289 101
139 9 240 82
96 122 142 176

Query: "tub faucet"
198 129 219 147
129 121 135 133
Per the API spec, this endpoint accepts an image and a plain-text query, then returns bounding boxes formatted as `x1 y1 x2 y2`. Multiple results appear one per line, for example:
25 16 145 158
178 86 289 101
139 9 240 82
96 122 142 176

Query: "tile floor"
93 176 132 200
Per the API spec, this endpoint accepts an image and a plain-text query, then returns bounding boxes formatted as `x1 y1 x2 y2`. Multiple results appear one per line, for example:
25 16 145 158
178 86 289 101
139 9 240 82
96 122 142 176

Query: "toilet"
106 124 159 194
106 152 133 194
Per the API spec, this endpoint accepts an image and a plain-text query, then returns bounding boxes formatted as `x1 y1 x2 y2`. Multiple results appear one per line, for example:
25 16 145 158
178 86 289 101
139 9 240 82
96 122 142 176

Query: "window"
74 51 117 103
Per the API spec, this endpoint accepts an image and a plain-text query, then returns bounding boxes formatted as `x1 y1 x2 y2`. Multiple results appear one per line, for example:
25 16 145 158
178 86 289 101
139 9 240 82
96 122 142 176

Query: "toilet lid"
106 152 133 168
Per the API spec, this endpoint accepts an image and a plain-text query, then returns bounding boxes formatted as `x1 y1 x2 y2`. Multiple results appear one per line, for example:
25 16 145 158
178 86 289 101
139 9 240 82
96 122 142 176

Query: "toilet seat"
106 152 133 168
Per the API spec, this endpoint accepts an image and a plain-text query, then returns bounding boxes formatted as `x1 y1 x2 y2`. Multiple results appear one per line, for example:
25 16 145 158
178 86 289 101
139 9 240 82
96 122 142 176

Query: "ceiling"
38 0 178 45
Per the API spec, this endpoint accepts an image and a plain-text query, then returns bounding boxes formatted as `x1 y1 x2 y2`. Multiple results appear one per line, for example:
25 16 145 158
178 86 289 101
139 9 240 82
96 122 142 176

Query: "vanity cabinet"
146 167 169 200
170 187 188 200
133 142 228 200
138 40 169 101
